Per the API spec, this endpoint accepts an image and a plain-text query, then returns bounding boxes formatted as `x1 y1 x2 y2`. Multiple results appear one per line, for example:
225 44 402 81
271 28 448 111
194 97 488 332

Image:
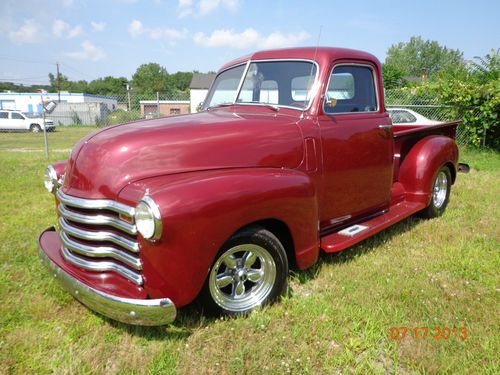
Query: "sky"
1 0 499 85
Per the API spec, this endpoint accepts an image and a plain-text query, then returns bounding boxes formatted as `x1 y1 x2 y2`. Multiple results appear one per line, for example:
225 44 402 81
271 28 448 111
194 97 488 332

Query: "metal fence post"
156 92 160 118
41 94 49 158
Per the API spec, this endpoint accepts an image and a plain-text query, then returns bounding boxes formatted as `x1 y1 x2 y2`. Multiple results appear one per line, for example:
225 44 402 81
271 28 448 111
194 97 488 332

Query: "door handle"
378 124 392 139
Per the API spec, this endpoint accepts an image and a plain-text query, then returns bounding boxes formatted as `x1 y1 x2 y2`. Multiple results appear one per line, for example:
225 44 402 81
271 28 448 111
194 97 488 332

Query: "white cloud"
149 27 188 45
62 0 74 7
193 28 258 49
52 19 69 38
259 31 310 49
65 40 106 61
128 20 188 45
193 28 310 49
199 0 240 15
68 25 83 38
177 0 240 18
8 19 43 43
91 21 106 32
52 19 83 39
128 20 144 37
178 0 193 18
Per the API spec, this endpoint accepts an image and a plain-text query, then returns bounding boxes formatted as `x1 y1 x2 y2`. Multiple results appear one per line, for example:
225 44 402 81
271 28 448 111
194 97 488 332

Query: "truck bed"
393 121 460 182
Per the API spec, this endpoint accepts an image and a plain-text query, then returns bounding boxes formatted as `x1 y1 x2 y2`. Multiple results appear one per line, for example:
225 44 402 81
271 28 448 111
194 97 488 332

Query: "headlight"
134 196 162 241
44 165 58 193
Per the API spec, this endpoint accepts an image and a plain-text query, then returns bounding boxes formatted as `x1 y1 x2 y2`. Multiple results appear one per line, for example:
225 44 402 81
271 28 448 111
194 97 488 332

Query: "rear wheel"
30 124 41 133
419 166 451 218
200 226 288 316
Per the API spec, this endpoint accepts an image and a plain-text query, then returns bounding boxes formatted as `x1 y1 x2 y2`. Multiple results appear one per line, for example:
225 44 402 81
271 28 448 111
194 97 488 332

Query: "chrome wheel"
432 171 448 209
208 244 276 312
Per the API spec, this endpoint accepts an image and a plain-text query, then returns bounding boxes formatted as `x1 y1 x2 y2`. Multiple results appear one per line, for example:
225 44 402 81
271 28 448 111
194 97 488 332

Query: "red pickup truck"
39 47 464 326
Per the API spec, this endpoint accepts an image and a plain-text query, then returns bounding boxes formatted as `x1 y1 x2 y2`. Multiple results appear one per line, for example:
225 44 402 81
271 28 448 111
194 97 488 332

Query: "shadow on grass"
97 304 220 340
289 215 424 286
97 214 426 339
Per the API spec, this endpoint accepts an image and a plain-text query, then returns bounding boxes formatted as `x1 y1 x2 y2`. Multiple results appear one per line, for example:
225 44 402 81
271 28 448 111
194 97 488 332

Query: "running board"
320 201 426 253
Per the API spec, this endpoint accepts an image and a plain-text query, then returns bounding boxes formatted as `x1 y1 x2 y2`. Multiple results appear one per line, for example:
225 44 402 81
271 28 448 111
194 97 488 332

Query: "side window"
324 65 377 114
0 112 8 119
12 112 24 120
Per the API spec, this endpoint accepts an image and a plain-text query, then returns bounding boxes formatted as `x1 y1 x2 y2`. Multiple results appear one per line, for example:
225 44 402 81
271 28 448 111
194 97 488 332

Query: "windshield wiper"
206 103 234 111
241 102 280 112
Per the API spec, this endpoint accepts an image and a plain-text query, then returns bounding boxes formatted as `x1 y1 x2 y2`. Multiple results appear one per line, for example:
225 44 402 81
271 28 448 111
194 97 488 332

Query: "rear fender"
398 135 458 206
119 168 319 307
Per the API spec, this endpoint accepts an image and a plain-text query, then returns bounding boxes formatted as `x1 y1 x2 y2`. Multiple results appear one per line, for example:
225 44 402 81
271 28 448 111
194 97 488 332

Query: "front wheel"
419 166 452 218
30 124 42 133
200 226 288 316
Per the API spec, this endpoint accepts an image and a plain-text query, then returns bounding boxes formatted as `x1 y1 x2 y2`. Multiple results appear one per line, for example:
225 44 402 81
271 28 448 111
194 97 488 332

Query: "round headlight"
134 196 162 240
44 165 58 193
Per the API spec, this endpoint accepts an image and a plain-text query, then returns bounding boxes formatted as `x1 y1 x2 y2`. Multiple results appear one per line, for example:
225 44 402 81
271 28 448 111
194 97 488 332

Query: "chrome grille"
56 190 143 285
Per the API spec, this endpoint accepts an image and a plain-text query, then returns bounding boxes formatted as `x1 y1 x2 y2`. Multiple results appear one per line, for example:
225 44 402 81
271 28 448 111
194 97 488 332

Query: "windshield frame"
204 58 320 112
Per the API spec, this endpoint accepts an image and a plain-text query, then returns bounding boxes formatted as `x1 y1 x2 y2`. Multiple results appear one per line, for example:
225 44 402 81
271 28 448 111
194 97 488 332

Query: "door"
10 112 27 130
318 63 393 229
0 111 12 130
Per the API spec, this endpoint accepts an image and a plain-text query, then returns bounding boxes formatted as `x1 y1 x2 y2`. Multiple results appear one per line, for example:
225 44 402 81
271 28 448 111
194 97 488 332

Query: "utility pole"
56 62 61 103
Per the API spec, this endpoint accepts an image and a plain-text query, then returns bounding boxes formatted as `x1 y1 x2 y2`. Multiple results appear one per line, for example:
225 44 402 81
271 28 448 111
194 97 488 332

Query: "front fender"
398 135 458 206
119 168 319 307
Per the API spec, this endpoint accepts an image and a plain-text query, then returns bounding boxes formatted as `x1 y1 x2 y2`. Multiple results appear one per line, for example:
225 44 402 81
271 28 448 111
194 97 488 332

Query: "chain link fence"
385 89 483 147
0 89 483 154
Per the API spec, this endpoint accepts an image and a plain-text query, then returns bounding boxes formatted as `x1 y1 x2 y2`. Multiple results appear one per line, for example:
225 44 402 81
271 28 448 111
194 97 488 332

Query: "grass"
0 131 498 374
0 126 98 151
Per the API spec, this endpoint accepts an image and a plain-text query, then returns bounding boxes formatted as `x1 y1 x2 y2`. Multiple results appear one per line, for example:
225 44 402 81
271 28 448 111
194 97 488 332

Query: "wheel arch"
119 167 320 307
398 135 458 206
235 218 296 269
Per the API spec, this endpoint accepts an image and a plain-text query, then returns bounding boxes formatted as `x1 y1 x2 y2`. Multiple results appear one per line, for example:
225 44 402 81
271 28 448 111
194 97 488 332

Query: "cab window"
324 65 377 114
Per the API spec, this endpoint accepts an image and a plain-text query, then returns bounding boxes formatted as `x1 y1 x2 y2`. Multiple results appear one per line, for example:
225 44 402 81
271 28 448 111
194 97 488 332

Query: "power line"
0 76 49 81
60 62 96 80
0 56 53 65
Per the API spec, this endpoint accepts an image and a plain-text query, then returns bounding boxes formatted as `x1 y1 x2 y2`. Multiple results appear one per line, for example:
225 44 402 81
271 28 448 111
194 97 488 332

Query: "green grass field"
0 129 499 374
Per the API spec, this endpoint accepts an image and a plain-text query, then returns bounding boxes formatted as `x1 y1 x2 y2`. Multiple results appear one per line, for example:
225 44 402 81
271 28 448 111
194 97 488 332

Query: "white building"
0 92 118 113
189 73 215 113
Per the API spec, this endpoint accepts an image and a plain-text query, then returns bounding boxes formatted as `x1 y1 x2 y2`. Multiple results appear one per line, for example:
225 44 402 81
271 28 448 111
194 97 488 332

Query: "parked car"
387 107 441 125
39 47 466 326
0 110 55 132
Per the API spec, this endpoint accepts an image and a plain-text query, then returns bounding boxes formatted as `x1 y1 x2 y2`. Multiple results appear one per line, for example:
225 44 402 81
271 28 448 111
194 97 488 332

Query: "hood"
63 110 304 199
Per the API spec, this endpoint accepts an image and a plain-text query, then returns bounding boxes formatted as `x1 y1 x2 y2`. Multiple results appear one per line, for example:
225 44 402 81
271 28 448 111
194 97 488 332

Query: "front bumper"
38 227 176 326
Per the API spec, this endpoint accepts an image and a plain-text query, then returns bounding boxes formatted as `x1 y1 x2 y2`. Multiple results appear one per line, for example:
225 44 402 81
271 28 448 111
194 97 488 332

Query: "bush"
386 79 500 149
107 109 142 125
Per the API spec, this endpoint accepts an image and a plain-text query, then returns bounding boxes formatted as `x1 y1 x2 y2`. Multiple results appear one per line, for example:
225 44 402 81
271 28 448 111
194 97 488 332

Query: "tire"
30 124 42 133
200 226 289 316
419 166 452 219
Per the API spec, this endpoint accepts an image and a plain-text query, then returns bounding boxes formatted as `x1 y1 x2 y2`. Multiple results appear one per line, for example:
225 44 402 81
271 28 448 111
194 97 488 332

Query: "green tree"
48 73 88 92
470 48 500 84
385 36 464 77
381 63 405 89
87 76 128 96
169 71 193 91
131 63 171 95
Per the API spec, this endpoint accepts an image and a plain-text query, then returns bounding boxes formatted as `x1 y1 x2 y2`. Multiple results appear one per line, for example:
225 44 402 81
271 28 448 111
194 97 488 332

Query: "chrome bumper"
38 227 176 326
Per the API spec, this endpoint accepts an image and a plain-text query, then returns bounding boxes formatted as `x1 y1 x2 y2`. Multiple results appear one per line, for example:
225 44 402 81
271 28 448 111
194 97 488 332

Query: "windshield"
203 60 317 110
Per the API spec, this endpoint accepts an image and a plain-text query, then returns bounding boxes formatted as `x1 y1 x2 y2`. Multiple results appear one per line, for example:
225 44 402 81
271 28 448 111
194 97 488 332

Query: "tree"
131 63 171 95
169 71 193 91
49 72 88 92
470 48 500 84
87 76 128 96
381 63 405 89
384 36 464 78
